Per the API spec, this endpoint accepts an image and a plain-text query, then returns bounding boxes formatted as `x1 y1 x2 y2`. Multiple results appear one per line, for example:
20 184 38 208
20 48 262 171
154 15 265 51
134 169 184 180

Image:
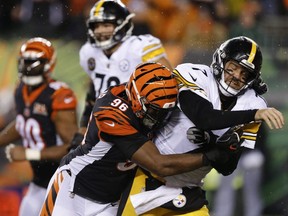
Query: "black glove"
202 147 230 166
69 132 84 151
216 126 244 152
186 127 210 148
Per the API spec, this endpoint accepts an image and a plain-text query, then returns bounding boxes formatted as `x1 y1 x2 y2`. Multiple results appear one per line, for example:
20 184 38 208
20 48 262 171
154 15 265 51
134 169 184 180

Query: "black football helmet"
87 0 135 50
211 36 263 96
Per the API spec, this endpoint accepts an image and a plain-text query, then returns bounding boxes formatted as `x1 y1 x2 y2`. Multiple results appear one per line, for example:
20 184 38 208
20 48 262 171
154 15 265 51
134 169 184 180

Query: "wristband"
25 149 41 161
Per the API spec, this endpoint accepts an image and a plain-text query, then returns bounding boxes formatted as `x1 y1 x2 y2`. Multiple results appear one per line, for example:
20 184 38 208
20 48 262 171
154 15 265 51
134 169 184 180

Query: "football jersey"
79 34 167 97
59 84 153 203
153 63 267 188
14 80 77 188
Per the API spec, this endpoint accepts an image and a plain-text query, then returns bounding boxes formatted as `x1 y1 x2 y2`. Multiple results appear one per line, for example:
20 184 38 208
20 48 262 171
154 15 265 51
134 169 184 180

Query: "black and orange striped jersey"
14 80 77 188
60 84 153 203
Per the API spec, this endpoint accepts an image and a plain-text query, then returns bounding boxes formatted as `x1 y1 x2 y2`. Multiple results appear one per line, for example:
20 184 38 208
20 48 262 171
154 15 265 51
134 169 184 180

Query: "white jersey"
154 63 267 188
79 34 168 97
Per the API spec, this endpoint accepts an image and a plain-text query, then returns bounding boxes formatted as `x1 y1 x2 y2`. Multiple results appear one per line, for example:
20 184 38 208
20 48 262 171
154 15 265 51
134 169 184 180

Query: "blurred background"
0 0 287 215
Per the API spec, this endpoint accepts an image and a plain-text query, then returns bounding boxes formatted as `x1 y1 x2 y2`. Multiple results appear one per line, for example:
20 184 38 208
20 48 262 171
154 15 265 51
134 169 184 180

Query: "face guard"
87 0 135 50
18 37 56 86
217 65 257 97
132 80 175 130
211 36 262 97
126 62 178 130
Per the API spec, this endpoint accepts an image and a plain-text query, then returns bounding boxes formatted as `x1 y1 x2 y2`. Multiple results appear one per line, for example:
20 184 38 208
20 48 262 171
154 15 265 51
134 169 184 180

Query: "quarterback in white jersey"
118 36 284 215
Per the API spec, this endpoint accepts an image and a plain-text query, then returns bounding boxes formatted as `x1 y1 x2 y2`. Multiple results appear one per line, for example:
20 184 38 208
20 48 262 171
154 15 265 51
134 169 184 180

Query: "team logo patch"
33 103 48 116
119 59 129 72
88 58 96 71
172 194 186 208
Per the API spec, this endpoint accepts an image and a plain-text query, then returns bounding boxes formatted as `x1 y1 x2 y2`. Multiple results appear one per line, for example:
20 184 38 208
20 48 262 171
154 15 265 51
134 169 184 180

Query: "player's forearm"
140 153 204 178
179 90 257 130
0 121 21 146
40 144 70 161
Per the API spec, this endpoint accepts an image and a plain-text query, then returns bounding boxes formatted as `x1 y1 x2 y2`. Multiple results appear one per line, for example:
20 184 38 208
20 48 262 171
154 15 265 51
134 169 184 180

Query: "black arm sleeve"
80 81 96 127
179 90 257 130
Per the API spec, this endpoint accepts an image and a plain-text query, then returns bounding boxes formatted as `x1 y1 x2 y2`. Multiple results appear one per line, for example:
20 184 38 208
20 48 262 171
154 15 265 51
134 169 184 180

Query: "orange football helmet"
126 62 178 129
18 37 56 86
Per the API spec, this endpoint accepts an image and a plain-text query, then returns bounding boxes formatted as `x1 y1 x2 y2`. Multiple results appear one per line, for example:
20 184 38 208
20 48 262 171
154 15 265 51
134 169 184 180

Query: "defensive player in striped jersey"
0 38 78 216
72 0 173 145
39 62 236 216
118 36 284 215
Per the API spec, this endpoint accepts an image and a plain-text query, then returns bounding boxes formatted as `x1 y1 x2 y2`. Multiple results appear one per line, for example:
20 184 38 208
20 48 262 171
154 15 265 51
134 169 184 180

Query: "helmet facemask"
18 37 56 86
87 0 135 50
217 62 258 97
126 62 178 130
18 58 48 86
131 79 175 130
212 36 262 97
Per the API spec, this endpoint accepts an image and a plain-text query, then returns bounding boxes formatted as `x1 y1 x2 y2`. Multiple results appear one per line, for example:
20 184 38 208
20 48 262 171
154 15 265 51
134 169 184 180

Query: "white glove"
186 127 210 148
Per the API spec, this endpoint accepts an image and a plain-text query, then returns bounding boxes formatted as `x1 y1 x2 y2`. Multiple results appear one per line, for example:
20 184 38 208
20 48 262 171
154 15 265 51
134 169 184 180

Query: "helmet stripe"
94 0 105 17
248 40 257 63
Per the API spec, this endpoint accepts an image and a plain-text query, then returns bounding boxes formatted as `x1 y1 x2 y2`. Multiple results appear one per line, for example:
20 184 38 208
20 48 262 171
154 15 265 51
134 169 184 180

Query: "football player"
0 37 78 216
118 36 284 215
72 0 173 147
39 62 235 216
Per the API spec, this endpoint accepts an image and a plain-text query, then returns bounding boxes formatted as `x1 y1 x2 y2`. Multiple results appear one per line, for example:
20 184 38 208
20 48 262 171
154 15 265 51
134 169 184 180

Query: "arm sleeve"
80 81 96 127
179 90 257 130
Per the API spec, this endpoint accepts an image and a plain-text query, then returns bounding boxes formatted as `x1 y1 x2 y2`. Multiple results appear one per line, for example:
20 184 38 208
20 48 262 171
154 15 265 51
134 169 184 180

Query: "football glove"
202 147 230 166
69 132 84 151
216 126 244 152
186 127 210 148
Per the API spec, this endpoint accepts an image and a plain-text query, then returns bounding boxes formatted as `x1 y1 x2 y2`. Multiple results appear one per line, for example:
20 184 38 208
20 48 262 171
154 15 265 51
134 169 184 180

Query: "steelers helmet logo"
88 58 96 71
172 194 186 208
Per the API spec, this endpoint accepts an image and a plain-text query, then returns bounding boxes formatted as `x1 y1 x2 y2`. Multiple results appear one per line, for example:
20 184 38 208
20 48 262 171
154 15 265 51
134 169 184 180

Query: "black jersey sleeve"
179 90 257 130
80 81 96 127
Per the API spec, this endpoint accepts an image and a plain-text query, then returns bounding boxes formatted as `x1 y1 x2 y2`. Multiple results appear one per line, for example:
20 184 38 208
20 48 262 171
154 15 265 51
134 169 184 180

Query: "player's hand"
216 126 244 152
69 132 84 151
186 127 210 148
5 144 26 161
255 108 284 129
202 147 230 166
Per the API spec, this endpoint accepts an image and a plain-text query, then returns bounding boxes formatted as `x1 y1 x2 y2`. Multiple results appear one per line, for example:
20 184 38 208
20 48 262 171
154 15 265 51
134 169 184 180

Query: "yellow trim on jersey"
173 69 198 88
242 134 257 141
241 122 261 141
142 43 162 52
248 40 257 63
94 0 105 17
142 47 166 62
